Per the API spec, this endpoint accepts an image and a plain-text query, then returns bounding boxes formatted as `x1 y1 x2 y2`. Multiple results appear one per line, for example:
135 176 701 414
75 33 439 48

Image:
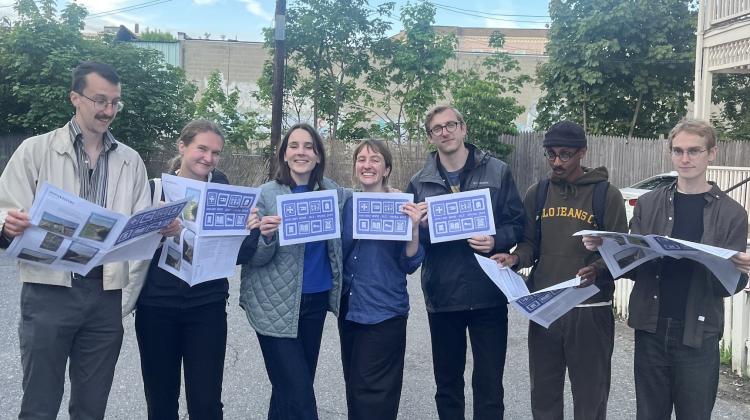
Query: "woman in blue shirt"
239 123 347 420
340 139 425 420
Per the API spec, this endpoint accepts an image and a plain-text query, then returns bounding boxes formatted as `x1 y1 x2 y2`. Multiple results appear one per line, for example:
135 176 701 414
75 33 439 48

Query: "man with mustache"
493 121 628 420
0 61 162 419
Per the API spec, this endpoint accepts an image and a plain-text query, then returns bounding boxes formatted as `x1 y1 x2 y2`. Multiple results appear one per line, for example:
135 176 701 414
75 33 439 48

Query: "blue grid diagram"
355 198 410 237
203 189 257 231
514 289 565 314
115 203 183 245
430 194 491 239
281 197 337 240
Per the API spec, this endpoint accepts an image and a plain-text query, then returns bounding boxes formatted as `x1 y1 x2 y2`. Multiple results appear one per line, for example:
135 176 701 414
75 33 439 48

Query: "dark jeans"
18 279 123 420
135 301 228 420
427 305 508 420
529 306 614 420
257 291 329 420
338 294 407 420
634 318 720 420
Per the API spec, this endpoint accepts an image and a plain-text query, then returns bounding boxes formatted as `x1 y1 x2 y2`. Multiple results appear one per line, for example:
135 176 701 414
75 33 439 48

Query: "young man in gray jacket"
584 119 750 420
406 105 524 420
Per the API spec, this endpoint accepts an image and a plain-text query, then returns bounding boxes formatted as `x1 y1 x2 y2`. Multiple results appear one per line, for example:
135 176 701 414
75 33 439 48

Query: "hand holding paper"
2 209 30 238
260 215 281 239
581 235 603 251
731 252 750 274
490 253 518 268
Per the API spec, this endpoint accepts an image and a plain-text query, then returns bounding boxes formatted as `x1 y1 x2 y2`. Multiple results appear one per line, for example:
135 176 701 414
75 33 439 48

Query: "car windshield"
632 176 675 190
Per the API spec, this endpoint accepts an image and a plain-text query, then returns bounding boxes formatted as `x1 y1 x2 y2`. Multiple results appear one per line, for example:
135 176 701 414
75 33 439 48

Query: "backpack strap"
533 178 550 263
591 181 609 230
149 178 163 207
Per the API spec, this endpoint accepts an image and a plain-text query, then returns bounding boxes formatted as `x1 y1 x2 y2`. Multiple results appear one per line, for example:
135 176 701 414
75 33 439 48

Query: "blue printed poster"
425 188 496 243
353 192 413 241
277 190 340 246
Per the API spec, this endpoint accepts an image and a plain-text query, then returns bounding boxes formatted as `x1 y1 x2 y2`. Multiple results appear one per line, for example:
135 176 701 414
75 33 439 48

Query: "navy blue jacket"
406 144 524 312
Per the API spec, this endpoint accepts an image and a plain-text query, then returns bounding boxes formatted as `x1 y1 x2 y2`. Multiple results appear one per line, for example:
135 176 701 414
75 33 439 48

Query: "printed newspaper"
4 182 187 275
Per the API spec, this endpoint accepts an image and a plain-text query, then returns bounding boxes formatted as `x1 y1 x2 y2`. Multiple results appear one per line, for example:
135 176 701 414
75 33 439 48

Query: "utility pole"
268 0 287 180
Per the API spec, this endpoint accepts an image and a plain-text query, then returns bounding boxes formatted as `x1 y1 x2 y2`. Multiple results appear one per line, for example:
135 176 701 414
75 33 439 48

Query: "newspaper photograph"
4 183 187 275
575 230 742 293
475 254 599 328
158 228 245 287
161 174 260 236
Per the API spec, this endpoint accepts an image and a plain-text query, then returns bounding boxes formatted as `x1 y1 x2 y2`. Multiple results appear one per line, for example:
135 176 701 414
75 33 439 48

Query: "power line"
87 0 172 19
428 2 550 18
430 3 550 25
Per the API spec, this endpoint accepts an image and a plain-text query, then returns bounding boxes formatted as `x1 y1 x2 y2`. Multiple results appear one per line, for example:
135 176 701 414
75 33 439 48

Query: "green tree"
449 32 528 160
365 1 455 143
259 0 393 141
139 28 177 42
256 60 313 129
712 74 750 140
0 0 196 158
535 0 695 138
196 71 267 149
96 43 197 157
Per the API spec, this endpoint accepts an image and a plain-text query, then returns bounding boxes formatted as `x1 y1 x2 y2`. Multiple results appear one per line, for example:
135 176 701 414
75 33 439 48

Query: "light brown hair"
424 105 465 135
667 119 717 150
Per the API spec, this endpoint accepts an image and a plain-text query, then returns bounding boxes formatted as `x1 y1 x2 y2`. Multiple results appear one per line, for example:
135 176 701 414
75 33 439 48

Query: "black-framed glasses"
77 92 124 112
428 121 462 136
544 149 579 162
669 147 707 158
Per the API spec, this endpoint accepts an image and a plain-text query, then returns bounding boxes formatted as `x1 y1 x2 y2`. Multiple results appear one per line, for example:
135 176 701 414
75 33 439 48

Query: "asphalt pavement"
0 256 748 419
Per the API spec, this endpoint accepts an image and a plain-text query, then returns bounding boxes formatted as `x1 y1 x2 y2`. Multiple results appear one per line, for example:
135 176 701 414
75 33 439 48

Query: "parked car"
620 171 677 222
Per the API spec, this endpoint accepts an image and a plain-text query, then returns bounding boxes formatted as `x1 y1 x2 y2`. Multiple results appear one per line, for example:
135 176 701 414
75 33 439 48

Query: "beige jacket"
0 123 151 290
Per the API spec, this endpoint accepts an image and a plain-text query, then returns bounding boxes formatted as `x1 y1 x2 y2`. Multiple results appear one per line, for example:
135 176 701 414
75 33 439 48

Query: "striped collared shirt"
68 118 118 207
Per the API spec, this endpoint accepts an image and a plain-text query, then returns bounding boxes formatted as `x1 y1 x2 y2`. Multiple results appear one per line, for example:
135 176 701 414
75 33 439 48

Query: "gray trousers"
18 278 123 420
529 305 615 420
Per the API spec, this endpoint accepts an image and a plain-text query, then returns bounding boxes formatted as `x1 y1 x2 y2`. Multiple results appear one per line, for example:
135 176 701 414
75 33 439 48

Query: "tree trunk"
628 93 644 140
582 101 588 133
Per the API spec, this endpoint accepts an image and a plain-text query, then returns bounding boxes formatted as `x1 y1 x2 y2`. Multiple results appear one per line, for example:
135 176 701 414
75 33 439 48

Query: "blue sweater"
341 196 425 324
291 185 334 293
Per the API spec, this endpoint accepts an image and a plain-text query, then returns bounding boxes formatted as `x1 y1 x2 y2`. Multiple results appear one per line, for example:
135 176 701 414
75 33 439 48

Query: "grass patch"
720 345 732 366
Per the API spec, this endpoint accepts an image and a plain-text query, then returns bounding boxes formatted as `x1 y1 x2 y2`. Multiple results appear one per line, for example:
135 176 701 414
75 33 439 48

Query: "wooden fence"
4 132 750 375
502 132 750 194
5 132 750 191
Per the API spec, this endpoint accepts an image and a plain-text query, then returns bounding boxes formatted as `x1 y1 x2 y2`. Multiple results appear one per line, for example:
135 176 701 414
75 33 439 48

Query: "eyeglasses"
544 149 579 162
669 147 707 158
77 92 124 112
428 121 462 136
